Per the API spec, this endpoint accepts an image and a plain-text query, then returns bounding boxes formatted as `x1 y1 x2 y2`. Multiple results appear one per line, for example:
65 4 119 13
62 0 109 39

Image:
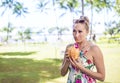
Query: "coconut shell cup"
67 45 79 60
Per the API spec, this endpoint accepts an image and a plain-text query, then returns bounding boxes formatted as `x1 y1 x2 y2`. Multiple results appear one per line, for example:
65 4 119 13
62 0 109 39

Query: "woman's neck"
77 40 88 50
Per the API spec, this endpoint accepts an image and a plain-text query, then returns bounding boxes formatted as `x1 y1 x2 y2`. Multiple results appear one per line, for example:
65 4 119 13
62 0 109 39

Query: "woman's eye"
78 30 82 33
73 30 76 32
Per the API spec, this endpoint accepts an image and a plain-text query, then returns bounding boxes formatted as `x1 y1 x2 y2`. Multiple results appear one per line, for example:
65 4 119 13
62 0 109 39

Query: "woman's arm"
92 45 105 81
70 45 105 81
60 55 70 76
60 44 73 76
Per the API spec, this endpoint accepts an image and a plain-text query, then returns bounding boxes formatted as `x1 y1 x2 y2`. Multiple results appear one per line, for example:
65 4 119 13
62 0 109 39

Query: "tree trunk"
81 0 84 16
90 0 93 40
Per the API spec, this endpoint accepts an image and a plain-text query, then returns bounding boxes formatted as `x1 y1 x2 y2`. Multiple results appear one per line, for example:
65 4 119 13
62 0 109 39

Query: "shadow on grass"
0 52 36 56
0 58 62 83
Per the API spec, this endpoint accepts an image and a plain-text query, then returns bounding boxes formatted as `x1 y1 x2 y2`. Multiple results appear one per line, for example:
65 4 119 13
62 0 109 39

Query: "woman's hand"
69 57 83 69
64 50 70 64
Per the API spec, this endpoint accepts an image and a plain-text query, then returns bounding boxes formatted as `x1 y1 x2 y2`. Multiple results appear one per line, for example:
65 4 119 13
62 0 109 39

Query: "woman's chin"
75 41 80 43
75 40 83 43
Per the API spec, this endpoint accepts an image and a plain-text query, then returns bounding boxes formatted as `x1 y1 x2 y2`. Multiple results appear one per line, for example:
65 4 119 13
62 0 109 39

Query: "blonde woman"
61 16 105 83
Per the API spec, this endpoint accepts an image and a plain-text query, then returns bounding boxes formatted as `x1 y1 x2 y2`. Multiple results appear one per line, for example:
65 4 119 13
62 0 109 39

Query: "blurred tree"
51 0 62 40
81 0 84 16
103 20 120 43
85 0 115 40
37 0 50 14
18 27 24 43
86 0 114 12
0 0 28 44
114 0 120 16
0 0 119 43
24 28 32 40
1 22 14 43
0 0 28 16
18 27 32 44
36 0 51 42
48 27 69 40
59 0 80 19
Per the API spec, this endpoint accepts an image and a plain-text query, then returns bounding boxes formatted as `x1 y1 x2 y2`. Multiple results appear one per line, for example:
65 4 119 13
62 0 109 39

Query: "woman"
60 16 105 83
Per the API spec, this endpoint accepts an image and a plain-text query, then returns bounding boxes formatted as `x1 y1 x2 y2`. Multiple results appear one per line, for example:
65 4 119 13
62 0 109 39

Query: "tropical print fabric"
67 50 96 83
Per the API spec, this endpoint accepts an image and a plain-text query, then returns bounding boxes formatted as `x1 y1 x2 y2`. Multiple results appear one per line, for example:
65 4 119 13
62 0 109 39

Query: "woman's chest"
80 50 94 65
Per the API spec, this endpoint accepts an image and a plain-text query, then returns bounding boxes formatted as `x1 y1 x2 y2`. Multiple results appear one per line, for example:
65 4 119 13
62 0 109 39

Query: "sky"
0 0 116 34
0 0 73 27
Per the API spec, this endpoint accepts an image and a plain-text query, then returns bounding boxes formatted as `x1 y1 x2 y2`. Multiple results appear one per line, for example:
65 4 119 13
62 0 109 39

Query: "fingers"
70 57 82 68
64 54 70 63
65 52 69 56
65 55 69 58
69 57 76 67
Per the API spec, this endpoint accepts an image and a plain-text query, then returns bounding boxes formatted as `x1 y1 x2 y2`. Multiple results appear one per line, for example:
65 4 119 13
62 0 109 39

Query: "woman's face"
73 23 88 43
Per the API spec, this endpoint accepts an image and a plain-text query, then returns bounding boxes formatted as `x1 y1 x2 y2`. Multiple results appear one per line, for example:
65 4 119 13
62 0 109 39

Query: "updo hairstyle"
73 16 90 32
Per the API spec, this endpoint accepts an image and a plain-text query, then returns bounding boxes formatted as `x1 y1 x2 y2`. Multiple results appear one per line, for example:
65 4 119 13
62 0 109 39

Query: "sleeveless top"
67 45 96 83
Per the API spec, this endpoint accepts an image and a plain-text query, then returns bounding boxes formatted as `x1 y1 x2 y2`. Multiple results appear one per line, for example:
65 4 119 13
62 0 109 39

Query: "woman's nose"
75 32 79 37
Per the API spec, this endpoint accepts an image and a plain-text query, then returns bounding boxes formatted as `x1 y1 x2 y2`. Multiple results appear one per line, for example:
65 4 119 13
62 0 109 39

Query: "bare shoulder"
90 44 100 51
90 43 103 57
88 41 100 50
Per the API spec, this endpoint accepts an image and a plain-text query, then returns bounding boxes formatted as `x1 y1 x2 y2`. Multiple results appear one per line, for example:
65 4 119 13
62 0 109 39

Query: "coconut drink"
67 43 79 60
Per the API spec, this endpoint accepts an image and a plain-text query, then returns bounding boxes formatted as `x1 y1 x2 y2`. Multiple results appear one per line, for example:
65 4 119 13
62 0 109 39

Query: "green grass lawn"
0 43 120 83
99 44 120 83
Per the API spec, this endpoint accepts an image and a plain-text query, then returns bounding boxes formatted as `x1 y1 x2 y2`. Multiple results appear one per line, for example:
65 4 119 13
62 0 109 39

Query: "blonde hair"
73 16 90 32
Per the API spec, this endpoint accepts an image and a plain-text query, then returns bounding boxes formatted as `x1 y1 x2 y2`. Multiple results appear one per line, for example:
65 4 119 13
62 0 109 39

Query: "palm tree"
114 0 120 15
18 28 24 43
1 22 14 43
0 0 28 43
18 27 32 44
48 27 69 41
85 0 115 40
59 0 80 19
37 0 62 41
81 0 84 16
37 0 50 13
0 0 28 16
36 0 50 42
53 0 58 39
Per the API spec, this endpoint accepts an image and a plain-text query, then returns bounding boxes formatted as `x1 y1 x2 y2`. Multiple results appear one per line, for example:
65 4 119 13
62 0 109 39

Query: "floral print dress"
67 50 96 83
